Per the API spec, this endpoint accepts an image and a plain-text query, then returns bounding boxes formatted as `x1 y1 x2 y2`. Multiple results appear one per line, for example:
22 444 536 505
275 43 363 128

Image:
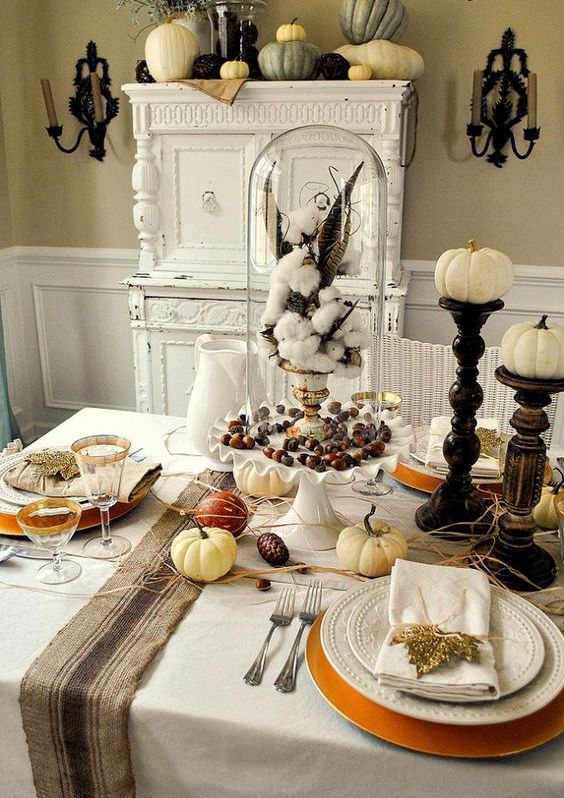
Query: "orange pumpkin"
195 491 248 537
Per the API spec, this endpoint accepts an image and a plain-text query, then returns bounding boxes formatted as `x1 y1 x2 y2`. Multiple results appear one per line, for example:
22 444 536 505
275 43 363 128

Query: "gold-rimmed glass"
350 390 393 497
17 499 82 584
71 435 132 559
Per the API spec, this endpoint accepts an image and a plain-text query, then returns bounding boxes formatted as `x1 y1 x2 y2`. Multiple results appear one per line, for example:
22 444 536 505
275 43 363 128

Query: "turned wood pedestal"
474 367 564 590
415 297 504 535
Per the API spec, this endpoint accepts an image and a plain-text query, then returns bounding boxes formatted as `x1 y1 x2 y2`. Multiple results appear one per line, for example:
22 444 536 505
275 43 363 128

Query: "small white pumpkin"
348 64 372 80
220 60 250 80
276 18 306 43
533 483 563 530
171 525 237 582
501 316 564 381
434 239 514 304
335 40 423 80
336 505 408 577
145 19 199 82
234 464 293 498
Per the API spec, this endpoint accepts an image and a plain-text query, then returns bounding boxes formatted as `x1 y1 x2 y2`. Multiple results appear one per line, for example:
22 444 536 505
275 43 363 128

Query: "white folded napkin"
374 560 500 702
425 416 500 477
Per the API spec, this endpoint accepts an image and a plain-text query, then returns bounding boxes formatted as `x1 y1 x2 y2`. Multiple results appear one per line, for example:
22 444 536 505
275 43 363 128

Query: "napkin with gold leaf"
425 416 501 477
5 449 161 503
373 560 500 701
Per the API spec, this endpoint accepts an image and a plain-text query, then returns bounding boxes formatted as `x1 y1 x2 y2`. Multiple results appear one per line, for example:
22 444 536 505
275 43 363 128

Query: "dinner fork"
274 580 322 693
243 587 295 686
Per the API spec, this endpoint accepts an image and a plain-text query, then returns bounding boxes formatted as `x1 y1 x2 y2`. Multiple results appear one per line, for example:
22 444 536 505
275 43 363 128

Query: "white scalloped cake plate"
345 582 544 701
320 579 563 725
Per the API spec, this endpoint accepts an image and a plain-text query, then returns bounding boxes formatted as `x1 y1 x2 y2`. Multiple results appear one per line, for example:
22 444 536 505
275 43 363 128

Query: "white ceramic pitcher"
186 335 249 471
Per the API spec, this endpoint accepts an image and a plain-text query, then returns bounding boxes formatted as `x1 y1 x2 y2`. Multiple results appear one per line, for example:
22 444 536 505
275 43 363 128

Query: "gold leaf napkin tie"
374 560 500 701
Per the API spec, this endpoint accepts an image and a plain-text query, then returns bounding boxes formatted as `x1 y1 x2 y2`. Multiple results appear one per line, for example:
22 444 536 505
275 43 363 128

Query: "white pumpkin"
276 19 307 43
533 484 562 530
220 60 250 80
145 19 200 82
336 505 408 577
234 464 293 498
335 40 423 80
434 239 514 304
348 64 372 80
171 525 237 582
501 316 564 380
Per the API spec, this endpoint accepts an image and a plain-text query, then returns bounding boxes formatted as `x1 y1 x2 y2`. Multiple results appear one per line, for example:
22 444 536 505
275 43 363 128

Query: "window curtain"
0 305 19 448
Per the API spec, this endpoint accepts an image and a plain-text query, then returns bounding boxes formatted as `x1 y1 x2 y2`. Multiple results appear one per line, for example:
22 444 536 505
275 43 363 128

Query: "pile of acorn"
219 401 392 471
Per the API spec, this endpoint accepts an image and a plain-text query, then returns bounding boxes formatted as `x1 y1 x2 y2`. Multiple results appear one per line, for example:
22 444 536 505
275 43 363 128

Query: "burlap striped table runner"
20 472 235 798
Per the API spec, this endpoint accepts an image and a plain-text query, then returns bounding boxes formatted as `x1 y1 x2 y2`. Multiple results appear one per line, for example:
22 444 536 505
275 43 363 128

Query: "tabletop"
0 407 562 798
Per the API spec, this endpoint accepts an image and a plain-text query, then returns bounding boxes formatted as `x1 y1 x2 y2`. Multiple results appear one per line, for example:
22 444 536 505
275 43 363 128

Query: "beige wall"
0 91 14 249
0 0 562 263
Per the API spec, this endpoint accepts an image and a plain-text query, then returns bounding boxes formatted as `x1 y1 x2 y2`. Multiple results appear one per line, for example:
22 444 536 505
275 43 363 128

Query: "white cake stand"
209 415 413 551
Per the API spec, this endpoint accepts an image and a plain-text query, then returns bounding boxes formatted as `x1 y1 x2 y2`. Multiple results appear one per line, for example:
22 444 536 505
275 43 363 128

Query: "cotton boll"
278 340 295 360
318 286 342 305
325 340 345 361
262 282 291 324
274 311 301 342
293 334 321 359
288 263 321 296
311 300 342 334
273 249 305 283
343 329 371 349
303 352 335 373
285 207 322 244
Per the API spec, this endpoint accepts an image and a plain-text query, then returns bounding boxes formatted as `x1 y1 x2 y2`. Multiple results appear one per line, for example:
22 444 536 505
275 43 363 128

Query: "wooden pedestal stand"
474 367 563 590
415 297 504 535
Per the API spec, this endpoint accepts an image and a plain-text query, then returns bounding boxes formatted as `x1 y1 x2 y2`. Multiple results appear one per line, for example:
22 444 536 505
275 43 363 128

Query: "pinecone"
287 291 309 316
257 532 289 566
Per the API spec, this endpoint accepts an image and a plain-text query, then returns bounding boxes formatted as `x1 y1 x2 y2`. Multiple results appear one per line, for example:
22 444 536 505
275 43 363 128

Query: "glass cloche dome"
246 125 388 443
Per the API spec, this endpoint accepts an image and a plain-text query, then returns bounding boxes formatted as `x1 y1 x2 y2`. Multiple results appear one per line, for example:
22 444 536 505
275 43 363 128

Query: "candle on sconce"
90 72 104 124
40 79 59 128
471 69 483 126
527 72 537 129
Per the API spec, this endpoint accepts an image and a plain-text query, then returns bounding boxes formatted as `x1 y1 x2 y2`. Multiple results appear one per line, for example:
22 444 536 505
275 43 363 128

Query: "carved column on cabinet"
132 138 161 270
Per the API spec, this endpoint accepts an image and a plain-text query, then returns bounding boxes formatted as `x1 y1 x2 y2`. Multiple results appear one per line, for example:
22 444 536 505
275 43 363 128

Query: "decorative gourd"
195 491 248 537
259 41 321 81
336 505 408 577
145 19 200 82
192 53 224 79
320 52 350 80
171 525 237 582
348 64 372 80
276 18 306 43
220 60 250 80
234 464 293 498
501 316 564 380
434 239 514 304
340 0 408 44
533 484 563 530
335 40 423 80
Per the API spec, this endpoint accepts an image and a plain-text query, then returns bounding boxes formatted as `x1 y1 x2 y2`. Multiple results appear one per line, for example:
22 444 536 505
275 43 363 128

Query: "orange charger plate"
306 614 563 758
0 492 148 537
390 460 502 497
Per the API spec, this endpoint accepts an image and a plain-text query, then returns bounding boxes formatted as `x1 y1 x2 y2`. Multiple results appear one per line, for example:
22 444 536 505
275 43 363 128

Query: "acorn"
229 434 245 449
242 435 255 450
257 532 289 566
327 401 341 415
378 424 392 443
272 449 285 462
297 452 309 465
220 433 232 446
276 404 285 414
228 419 242 430
263 447 275 459
287 407 301 418
281 453 294 467
255 578 271 591
306 455 320 469
305 438 319 450
332 458 347 471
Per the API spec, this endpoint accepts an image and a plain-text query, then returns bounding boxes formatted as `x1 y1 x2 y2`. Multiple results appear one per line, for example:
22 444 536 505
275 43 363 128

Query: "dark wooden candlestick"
415 297 504 534
475 367 563 590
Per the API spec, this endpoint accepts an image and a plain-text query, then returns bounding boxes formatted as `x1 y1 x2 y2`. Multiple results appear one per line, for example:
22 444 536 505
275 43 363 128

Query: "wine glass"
71 435 132 559
16 499 82 584
351 391 393 497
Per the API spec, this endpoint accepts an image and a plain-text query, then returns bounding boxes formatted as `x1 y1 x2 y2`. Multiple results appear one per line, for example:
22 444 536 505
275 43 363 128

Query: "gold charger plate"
390 460 503 496
306 614 563 759
0 491 149 537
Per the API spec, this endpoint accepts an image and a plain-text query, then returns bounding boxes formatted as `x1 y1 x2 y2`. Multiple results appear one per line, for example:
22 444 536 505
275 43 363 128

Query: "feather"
317 162 363 288
260 160 285 261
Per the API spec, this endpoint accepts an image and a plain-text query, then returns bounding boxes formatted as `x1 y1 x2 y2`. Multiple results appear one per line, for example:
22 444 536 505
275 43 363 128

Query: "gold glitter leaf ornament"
391 624 482 678
25 450 80 481
476 427 501 458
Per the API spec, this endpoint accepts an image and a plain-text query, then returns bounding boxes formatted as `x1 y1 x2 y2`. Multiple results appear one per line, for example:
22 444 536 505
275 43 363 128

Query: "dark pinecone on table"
257 532 289 566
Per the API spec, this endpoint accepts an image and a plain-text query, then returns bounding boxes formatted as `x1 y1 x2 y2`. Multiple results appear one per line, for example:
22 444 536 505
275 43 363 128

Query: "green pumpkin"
258 41 321 81
340 0 408 45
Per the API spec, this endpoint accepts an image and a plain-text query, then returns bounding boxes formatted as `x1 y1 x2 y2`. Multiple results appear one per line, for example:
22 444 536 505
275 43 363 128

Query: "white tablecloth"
0 408 562 798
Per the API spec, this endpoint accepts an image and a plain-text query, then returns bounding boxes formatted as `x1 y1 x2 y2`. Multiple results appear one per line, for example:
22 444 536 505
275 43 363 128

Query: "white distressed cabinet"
123 81 416 414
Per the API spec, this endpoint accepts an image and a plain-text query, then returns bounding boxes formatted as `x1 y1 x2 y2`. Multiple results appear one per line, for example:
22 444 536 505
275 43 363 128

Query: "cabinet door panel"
161 134 254 270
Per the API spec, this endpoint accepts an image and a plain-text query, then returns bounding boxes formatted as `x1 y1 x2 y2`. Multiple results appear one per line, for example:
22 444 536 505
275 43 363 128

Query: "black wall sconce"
40 41 119 162
467 28 540 168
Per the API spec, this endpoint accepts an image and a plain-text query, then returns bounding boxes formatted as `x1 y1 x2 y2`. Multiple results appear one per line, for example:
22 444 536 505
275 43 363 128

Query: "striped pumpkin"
340 0 409 45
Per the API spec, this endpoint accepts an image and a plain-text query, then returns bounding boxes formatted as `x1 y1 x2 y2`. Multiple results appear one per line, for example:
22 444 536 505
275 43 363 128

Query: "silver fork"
274 580 322 693
243 587 295 686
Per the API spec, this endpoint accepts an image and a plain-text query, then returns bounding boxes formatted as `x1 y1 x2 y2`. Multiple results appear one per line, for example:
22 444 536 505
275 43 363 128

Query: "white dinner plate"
345 582 544 701
320 579 564 725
